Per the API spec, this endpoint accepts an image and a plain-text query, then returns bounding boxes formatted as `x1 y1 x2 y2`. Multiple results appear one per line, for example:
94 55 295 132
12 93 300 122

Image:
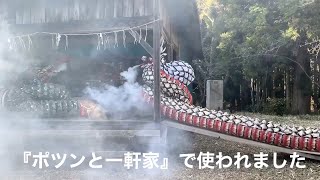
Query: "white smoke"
0 17 154 178
0 16 188 179
85 65 152 119
121 65 140 84
0 17 93 175
0 20 32 85
0 18 32 174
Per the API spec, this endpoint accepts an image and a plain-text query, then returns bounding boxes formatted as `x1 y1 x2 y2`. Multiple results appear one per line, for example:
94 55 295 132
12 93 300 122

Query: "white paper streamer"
97 34 101 50
104 34 110 49
56 33 61 48
11 38 17 51
51 35 55 48
28 35 33 50
65 35 69 50
139 28 142 43
18 37 26 50
114 32 118 48
123 30 126 48
103 34 107 50
9 19 160 50
8 38 12 51
145 25 148 41
100 33 103 45
133 30 138 44
107 35 110 48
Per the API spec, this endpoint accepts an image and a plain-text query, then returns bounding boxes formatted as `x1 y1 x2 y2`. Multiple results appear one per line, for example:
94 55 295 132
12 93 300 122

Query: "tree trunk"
251 78 255 106
285 68 291 110
312 60 320 113
256 80 261 109
291 35 312 114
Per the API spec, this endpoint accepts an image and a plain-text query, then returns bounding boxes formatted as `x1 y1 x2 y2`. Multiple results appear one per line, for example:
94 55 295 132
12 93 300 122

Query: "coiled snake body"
2 51 320 153
141 60 320 153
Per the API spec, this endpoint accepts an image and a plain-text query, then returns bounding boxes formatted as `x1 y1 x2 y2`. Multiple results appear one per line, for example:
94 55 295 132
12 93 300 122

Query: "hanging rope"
8 19 160 50
11 19 159 38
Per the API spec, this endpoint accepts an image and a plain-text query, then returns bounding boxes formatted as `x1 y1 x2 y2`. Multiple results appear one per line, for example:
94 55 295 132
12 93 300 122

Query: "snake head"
79 99 108 120
141 56 147 62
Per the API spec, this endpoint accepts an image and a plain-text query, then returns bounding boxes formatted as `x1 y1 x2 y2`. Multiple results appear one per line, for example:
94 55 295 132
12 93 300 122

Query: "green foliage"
196 0 320 114
283 27 300 41
263 98 287 116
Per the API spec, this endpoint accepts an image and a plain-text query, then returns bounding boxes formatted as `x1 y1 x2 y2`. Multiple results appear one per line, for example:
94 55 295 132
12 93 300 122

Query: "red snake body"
141 61 320 153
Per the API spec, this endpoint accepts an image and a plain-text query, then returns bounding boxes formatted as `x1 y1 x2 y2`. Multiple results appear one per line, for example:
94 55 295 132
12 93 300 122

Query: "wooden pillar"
153 0 161 122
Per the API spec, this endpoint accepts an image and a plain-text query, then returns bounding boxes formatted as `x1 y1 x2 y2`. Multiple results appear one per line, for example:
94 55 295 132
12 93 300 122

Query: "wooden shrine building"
1 0 203 63
0 0 203 120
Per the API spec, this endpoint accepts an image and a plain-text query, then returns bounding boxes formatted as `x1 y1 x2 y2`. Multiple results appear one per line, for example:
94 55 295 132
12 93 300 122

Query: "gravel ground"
3 113 320 180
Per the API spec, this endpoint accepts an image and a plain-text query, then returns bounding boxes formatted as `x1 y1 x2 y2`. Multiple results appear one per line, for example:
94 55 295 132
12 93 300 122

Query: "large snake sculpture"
140 40 320 154
2 41 320 153
0 58 107 119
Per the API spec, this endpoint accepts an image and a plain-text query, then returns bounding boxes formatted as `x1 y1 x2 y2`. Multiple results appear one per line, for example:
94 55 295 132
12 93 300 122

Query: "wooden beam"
10 119 160 130
10 16 153 35
162 27 173 62
4 130 161 137
153 0 161 123
128 29 153 56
